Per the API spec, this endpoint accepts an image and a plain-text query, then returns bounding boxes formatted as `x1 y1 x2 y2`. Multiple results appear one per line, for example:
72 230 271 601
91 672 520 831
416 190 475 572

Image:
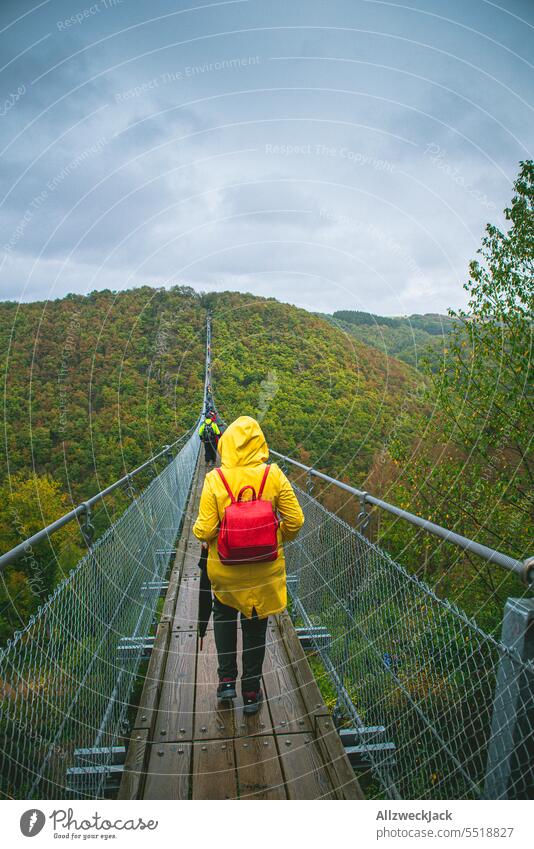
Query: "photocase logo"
20 809 46 837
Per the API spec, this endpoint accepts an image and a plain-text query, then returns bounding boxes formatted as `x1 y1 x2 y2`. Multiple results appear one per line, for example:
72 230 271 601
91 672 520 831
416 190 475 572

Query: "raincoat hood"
218 416 269 467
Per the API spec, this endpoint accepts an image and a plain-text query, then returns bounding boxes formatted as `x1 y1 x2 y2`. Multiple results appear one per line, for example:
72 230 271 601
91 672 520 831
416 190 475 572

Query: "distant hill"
0 286 206 498
205 292 420 480
322 310 458 371
0 285 207 638
0 286 420 503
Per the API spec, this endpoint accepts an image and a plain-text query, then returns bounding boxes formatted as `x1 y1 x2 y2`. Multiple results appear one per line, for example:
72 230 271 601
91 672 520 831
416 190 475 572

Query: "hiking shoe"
242 689 263 714
217 678 237 700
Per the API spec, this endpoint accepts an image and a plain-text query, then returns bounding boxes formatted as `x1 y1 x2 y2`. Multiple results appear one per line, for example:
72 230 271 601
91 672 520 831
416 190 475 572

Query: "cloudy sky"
0 0 532 315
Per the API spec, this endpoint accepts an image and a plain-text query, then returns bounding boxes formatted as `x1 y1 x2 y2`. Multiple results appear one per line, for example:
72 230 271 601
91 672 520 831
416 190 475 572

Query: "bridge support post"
483 597 534 799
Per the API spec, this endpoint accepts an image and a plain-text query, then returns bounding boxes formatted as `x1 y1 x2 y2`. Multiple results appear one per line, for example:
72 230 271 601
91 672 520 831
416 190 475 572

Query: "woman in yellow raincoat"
193 415 304 713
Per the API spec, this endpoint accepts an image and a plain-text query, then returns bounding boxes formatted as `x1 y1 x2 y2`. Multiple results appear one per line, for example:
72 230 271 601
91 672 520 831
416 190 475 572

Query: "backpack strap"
258 464 271 499
216 468 236 503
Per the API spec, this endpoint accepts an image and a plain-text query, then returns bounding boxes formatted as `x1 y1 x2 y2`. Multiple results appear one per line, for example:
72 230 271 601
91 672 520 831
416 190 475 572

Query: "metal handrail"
269 449 533 584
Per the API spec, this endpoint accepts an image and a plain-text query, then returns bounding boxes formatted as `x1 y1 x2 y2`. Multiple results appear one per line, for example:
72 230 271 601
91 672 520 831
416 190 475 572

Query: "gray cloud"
1 0 532 313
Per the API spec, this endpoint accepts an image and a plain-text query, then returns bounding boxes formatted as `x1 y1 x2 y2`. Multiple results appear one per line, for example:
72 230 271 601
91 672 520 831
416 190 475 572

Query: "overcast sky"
0 0 532 315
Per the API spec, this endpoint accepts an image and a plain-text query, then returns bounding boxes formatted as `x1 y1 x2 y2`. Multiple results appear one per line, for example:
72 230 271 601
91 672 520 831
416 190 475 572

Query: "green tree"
0 474 82 642
442 159 533 510
379 161 533 629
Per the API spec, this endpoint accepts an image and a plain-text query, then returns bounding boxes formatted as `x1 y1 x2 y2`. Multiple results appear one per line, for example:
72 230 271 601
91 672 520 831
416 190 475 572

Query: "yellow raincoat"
193 416 304 619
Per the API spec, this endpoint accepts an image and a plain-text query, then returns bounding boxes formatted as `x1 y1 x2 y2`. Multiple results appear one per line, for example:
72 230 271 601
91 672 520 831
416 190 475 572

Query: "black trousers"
204 439 217 463
212 595 268 693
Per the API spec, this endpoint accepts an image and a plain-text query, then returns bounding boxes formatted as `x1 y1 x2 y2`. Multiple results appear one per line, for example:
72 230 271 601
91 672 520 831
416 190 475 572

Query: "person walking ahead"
193 415 304 713
198 410 221 467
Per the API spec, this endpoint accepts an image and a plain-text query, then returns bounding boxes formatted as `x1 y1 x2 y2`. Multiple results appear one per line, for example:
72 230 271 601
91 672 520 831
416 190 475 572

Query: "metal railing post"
483 597 534 799
81 503 95 549
357 491 371 538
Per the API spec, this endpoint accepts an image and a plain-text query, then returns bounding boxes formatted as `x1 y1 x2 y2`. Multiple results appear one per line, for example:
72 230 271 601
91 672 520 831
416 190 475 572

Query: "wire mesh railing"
0 428 200 799
284 484 534 800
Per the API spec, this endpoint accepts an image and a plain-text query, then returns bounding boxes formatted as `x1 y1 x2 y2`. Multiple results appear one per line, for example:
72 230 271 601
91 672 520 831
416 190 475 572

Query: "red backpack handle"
216 465 271 504
237 485 257 502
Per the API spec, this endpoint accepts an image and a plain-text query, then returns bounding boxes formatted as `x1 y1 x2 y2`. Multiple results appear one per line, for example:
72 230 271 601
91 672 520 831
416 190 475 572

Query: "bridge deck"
119 459 363 800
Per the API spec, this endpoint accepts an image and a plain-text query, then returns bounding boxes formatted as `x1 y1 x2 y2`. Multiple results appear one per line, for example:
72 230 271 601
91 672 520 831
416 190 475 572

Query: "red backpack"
216 466 279 565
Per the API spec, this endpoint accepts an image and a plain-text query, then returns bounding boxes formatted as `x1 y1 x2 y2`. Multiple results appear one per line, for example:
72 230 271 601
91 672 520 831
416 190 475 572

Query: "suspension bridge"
0 317 532 800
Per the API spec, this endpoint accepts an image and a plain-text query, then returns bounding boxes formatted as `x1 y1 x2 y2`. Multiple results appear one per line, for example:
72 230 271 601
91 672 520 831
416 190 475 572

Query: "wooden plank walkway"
119 458 364 800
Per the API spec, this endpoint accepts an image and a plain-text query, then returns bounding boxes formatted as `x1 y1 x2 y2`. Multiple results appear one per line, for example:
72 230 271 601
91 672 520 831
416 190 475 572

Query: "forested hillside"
206 291 420 480
1 286 419 508
323 310 457 370
0 285 206 639
1 285 205 492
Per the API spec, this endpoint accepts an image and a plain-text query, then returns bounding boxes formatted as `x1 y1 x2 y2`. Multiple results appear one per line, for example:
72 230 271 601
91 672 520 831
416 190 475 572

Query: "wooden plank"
161 458 201 621
143 742 191 800
277 733 336 800
314 715 365 800
172 573 199 630
181 565 203 579
262 622 313 734
162 562 181 620
192 740 237 800
181 541 205 578
180 515 204 578
234 735 287 799
275 611 329 718
276 612 364 800
153 630 197 742
194 628 236 740
130 620 171 732
118 729 149 799
181 463 214 578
